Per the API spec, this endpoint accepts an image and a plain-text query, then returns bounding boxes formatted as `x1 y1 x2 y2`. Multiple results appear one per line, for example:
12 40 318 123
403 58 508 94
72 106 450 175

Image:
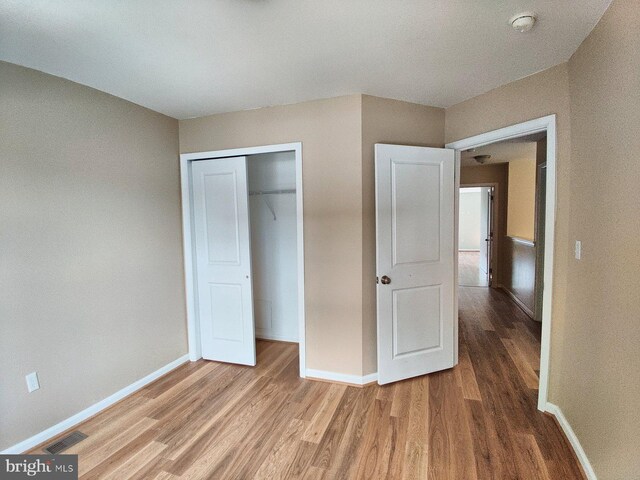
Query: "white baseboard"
362 373 378 384
2 354 190 454
545 402 597 479
305 369 378 386
256 332 299 343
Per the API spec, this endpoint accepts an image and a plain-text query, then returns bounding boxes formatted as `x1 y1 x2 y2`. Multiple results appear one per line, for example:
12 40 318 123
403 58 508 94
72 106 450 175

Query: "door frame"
180 142 306 377
458 183 498 287
534 162 547 323
446 115 556 412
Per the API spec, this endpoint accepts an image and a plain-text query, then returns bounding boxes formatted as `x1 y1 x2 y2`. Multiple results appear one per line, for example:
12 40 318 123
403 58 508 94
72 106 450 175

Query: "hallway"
454 286 577 478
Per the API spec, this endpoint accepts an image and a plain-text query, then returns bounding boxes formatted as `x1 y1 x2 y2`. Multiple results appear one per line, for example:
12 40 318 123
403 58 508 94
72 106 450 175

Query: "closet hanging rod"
249 189 296 196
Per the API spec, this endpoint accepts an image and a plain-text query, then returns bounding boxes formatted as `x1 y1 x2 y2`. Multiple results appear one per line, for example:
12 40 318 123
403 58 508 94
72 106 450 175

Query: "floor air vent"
44 431 87 454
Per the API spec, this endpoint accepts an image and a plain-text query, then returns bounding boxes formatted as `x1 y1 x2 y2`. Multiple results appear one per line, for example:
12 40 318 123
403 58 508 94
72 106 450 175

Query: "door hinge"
489 268 493 274
376 276 379 284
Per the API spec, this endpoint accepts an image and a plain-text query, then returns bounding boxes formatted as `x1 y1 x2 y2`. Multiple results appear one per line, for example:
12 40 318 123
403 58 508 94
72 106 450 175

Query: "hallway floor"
31 288 583 479
459 250 489 287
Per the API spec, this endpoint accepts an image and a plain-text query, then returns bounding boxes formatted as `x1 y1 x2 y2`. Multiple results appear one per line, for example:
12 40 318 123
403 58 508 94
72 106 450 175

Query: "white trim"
445 115 555 151
1 355 189 454
361 372 378 384
453 149 461 364
256 332 299 343
305 369 378 386
180 143 306 377
508 235 535 246
447 114 557 412
180 151 199 362
545 403 597 479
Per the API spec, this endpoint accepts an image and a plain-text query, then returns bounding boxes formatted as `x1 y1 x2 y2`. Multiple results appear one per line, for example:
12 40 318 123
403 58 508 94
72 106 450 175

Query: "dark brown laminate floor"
31 287 584 479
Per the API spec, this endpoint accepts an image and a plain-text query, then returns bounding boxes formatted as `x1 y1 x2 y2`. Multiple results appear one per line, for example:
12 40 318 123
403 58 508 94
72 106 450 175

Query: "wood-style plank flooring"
459 251 489 287
32 288 584 479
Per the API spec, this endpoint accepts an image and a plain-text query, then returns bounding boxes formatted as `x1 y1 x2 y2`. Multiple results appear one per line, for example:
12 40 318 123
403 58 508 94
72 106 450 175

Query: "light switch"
26 372 40 393
575 240 582 260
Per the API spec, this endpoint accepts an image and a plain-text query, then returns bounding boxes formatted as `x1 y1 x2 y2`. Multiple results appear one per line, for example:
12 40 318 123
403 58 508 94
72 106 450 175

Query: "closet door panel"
192 157 256 366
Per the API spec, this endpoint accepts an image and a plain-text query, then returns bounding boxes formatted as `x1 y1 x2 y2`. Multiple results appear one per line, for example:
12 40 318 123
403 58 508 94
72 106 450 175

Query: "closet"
189 149 298 367
248 152 298 343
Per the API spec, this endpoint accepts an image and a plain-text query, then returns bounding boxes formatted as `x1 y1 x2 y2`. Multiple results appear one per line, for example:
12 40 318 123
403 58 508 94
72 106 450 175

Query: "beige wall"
179 95 365 375
179 95 444 377
506 159 537 240
447 1 640 477
0 62 187 450
360 95 444 374
460 164 508 286
561 1 640 477
446 63 573 410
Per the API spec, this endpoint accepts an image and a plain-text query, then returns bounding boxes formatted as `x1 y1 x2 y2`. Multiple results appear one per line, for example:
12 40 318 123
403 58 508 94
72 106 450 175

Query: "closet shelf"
249 189 296 196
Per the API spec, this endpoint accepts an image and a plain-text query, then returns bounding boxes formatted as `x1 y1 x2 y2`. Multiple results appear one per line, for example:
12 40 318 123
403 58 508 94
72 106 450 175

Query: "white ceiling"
0 0 611 119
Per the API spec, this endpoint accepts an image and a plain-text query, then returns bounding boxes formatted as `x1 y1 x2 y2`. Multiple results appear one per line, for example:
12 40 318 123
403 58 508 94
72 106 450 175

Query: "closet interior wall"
247 152 298 343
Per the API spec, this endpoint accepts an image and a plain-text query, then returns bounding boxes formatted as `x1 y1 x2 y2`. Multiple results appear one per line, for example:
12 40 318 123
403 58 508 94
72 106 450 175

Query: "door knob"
380 275 391 285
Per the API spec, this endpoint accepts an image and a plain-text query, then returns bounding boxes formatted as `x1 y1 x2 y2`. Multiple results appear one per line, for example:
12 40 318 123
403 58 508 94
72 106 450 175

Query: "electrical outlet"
26 372 40 393
575 240 582 260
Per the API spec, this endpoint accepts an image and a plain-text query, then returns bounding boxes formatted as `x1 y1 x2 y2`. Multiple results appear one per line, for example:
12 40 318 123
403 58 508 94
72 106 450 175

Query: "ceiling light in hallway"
510 12 537 33
473 155 491 164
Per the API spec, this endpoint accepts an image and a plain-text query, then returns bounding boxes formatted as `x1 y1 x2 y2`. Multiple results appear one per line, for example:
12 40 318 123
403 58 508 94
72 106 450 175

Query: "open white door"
479 186 493 285
375 144 456 385
192 157 256 366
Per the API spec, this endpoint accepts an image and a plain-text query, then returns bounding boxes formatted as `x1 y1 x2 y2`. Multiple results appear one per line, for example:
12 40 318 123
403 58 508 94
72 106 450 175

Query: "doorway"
447 115 556 411
180 143 306 376
458 185 495 287
248 152 298 343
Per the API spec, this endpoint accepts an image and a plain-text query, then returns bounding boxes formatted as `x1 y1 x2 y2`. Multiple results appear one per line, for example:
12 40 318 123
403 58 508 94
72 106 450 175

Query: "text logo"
0 455 77 480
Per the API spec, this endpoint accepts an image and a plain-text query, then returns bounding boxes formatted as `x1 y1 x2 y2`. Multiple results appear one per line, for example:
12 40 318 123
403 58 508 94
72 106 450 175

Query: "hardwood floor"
31 288 584 479
459 251 489 287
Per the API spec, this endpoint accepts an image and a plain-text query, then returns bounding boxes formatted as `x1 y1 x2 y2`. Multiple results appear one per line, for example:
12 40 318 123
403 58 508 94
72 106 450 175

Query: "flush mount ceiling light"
473 155 491 165
510 12 537 33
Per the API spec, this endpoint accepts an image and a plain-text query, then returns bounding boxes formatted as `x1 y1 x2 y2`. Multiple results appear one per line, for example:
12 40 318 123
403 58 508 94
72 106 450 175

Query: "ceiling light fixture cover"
473 155 491 165
510 13 537 33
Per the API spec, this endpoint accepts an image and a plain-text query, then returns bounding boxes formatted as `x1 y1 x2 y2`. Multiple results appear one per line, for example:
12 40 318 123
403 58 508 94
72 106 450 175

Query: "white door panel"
392 161 441 265
202 172 241 264
192 157 256 366
376 144 456 385
479 186 493 285
479 187 489 276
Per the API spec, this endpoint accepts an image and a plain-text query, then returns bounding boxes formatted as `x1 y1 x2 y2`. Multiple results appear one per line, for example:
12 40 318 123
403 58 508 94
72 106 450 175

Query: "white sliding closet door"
192 157 256 366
